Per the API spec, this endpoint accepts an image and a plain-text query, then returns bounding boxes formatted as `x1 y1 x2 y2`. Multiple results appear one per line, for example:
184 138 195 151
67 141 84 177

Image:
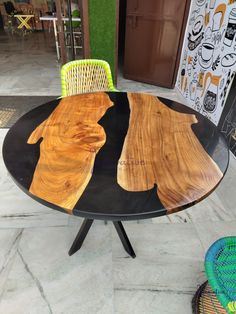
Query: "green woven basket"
205 237 236 313
192 281 227 313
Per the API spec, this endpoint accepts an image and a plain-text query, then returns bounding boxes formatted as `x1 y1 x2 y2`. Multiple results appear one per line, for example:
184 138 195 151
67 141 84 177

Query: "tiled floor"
0 29 186 104
0 126 235 314
0 30 235 314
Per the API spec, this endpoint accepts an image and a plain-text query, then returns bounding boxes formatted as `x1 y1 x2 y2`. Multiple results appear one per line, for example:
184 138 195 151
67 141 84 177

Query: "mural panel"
177 0 236 125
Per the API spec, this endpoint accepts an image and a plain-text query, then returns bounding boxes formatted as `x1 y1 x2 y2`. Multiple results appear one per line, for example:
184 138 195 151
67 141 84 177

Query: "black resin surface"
2 92 229 221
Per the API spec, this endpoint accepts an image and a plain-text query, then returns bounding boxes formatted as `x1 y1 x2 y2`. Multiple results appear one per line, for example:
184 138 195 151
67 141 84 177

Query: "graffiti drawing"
220 77 225 89
187 56 193 76
212 30 225 44
189 77 198 100
205 27 212 40
220 70 235 100
194 72 204 110
193 15 204 35
212 4 226 31
188 14 204 51
188 33 204 51
189 8 201 26
198 70 205 88
184 87 189 98
205 13 210 26
221 52 236 66
197 0 206 6
202 72 221 112
212 55 221 70
177 0 236 128
224 8 236 46
210 0 216 9
198 43 215 68
192 54 198 69
194 97 201 111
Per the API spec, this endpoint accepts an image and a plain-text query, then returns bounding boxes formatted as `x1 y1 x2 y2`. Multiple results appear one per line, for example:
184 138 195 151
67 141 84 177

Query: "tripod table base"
68 218 136 258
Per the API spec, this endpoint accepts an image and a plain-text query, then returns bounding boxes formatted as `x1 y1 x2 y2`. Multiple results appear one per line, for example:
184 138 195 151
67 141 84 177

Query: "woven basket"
192 281 227 314
193 237 236 314
205 237 236 313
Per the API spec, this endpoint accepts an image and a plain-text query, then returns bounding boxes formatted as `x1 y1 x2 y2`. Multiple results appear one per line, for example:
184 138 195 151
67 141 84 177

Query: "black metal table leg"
68 218 94 256
69 219 136 258
113 221 136 258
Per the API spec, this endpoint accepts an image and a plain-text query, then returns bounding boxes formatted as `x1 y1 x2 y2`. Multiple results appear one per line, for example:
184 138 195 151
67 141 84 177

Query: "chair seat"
192 281 227 314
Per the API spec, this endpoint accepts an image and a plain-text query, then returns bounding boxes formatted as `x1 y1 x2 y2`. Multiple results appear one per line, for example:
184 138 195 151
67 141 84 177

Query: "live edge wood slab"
27 93 113 213
3 92 229 221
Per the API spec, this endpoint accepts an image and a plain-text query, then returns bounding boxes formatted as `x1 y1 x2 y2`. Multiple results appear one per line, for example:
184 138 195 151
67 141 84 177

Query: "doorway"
118 0 191 89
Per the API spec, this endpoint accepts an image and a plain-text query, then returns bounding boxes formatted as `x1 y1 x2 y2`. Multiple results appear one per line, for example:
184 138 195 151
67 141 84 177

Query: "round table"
2 92 229 257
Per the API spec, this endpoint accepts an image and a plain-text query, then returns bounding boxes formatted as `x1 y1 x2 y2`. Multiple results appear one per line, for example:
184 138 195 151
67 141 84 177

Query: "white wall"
177 0 236 125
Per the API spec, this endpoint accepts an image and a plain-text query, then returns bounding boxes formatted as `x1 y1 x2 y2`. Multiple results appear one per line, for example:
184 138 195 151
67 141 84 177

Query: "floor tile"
112 223 205 292
112 223 205 313
0 225 113 314
0 229 22 295
114 289 193 314
194 220 236 252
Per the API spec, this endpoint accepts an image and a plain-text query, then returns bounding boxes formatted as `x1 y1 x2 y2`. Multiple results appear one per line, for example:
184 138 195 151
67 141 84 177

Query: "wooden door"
123 0 190 88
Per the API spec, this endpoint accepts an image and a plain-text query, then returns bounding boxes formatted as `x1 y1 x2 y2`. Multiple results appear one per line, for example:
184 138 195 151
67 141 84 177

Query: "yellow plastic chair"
61 59 117 97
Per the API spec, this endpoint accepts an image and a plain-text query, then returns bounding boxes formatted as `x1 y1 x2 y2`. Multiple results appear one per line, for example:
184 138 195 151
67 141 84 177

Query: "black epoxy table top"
2 92 229 220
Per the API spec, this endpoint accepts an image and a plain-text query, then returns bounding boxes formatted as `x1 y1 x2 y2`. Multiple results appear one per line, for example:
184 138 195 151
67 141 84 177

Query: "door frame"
79 0 90 58
115 0 120 84
55 0 67 64
171 0 191 88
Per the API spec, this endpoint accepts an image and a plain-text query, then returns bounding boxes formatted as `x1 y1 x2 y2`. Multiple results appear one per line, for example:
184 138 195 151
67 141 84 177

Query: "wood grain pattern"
117 93 223 213
27 92 113 214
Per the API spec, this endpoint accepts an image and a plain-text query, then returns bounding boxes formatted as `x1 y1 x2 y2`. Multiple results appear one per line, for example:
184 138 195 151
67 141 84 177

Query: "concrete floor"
0 29 235 314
